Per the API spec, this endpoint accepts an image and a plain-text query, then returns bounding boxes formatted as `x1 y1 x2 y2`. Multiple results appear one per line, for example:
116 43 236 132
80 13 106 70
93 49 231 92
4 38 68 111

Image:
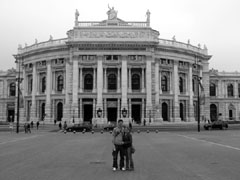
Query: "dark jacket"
122 132 132 148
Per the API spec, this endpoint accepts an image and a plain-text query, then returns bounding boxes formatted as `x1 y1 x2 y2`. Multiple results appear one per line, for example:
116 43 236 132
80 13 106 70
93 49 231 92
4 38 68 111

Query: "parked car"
66 123 92 132
103 122 116 131
204 120 228 130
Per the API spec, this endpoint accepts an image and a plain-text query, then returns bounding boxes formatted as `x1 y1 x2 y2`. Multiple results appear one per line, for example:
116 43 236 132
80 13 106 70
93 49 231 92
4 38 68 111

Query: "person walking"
27 123 31 133
123 126 134 171
36 121 40 130
63 121 67 131
59 122 62 130
112 119 125 171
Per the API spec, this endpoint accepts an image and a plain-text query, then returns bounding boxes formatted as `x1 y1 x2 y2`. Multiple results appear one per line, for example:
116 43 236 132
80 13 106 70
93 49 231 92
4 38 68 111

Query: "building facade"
0 69 16 122
209 69 240 121
4 8 217 124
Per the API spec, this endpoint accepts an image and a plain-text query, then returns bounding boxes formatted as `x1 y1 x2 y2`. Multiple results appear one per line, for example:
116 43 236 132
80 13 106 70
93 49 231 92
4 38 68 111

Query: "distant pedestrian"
30 121 34 128
143 119 146 126
27 123 31 133
63 121 67 130
24 123 27 133
36 121 40 130
59 122 62 130
54 119 57 125
129 121 132 131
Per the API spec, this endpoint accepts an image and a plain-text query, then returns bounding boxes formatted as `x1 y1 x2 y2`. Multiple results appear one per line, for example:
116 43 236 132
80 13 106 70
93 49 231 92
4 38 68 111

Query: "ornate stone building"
0 69 16 122
209 69 240 121
10 8 213 125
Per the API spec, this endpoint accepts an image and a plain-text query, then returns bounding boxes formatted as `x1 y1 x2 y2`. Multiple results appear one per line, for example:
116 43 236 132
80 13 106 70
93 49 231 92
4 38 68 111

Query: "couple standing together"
112 119 134 171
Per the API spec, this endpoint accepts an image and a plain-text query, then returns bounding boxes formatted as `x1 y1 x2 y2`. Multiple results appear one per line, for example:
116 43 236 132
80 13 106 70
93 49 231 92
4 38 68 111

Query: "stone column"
93 68 96 93
121 56 129 124
72 57 81 123
170 72 173 94
173 61 181 122
45 61 52 123
93 55 106 125
154 60 162 123
141 98 145 124
202 61 210 121
218 80 222 98
79 67 82 93
159 71 162 94
117 68 120 93
188 63 195 122
128 68 132 93
117 98 120 119
93 99 96 118
146 56 152 111
129 99 132 119
234 81 238 98
104 68 107 93
30 63 37 122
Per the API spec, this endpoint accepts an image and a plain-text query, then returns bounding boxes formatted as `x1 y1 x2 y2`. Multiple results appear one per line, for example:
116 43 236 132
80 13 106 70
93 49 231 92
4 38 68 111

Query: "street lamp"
194 58 202 132
15 57 23 133
97 108 102 118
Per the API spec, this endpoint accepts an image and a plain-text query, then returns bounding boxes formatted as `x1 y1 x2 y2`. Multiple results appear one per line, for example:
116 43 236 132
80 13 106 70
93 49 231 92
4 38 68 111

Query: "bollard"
73 130 76 134
101 130 103 134
82 130 85 134
137 130 140 133
64 130 67 134
91 130 94 134
155 129 158 133
147 130 149 133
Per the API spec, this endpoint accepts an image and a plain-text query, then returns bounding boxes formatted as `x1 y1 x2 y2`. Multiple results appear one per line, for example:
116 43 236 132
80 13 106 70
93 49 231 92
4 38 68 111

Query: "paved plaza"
1 129 240 180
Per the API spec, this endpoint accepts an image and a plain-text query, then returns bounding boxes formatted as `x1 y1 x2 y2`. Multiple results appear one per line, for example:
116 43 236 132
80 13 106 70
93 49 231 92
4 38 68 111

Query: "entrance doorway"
132 104 141 124
107 108 117 122
84 104 93 123
7 109 15 122
57 102 63 121
180 103 184 121
162 102 168 121
210 104 217 122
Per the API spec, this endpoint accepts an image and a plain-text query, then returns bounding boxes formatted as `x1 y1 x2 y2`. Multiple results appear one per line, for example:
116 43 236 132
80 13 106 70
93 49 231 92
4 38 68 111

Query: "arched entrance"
162 102 168 121
57 102 63 121
180 103 184 121
210 104 217 122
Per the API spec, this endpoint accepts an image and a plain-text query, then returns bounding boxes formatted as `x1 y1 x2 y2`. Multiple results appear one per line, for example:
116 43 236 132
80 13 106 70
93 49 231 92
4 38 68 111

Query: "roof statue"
146 9 151 26
35 39 38 44
107 5 118 20
172 35 176 41
187 39 190 45
49 35 53 41
75 9 79 26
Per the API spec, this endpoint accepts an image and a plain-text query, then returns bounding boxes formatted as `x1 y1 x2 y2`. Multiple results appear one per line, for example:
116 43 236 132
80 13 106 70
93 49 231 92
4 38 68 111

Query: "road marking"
176 134 240 151
0 135 44 145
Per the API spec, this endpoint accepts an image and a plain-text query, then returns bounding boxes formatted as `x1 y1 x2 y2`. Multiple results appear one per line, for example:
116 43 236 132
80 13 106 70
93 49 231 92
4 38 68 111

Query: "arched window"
210 83 216 96
132 74 140 90
227 84 234 97
179 77 184 93
210 104 217 121
161 76 168 92
9 83 16 96
57 75 64 91
41 77 46 93
108 74 117 90
84 74 93 90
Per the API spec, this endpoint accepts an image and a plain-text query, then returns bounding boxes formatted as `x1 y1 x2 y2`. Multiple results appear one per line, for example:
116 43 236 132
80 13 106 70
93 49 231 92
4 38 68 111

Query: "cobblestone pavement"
1 130 240 180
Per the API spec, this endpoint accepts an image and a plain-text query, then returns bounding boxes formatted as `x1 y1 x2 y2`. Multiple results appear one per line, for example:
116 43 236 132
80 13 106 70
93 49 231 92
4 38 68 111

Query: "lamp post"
122 108 127 118
194 58 201 132
15 57 23 133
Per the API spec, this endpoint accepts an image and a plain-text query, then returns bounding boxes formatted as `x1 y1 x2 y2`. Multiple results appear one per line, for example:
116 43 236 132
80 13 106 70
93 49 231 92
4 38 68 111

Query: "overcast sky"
1 0 239 72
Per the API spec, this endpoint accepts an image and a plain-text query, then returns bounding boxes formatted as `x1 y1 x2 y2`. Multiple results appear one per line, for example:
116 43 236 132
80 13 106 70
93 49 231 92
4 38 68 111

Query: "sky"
0 0 240 72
